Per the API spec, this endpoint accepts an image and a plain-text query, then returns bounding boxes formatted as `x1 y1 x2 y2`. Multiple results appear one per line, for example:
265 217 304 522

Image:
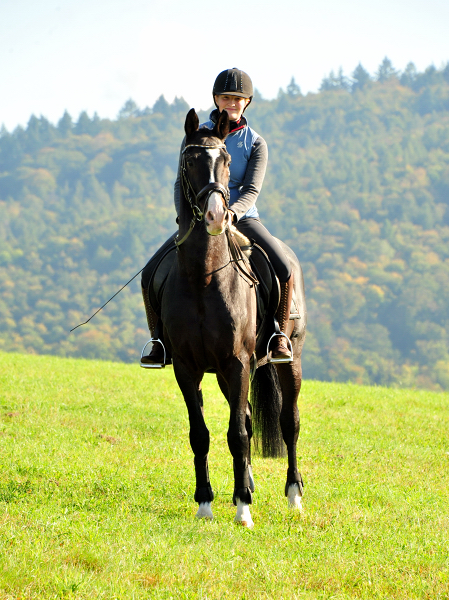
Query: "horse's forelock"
188 128 225 148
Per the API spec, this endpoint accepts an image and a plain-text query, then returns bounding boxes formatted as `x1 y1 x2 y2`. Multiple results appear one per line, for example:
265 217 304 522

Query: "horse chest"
163 274 254 354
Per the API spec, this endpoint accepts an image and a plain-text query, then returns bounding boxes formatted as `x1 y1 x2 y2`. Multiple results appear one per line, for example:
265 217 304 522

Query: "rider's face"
214 94 250 121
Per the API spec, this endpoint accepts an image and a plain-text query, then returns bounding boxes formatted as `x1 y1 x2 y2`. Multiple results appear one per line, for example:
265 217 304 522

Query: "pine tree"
287 77 301 97
400 62 417 87
320 68 350 92
118 99 140 119
352 63 371 91
58 111 73 137
75 111 92 135
152 95 170 116
376 57 398 82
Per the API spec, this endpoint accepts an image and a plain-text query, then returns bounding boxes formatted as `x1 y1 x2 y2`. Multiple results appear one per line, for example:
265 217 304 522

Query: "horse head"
182 108 231 236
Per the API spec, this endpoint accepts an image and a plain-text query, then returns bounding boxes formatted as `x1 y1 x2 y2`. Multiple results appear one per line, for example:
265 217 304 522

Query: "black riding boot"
271 272 294 361
140 285 169 366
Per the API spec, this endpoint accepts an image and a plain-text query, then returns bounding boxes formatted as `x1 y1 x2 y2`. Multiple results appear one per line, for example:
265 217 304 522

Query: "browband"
182 144 227 153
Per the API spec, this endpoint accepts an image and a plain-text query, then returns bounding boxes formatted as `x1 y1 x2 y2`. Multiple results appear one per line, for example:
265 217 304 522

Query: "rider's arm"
174 137 186 217
230 136 268 222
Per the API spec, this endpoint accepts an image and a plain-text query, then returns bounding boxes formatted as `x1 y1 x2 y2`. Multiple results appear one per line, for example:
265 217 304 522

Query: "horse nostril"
206 211 215 222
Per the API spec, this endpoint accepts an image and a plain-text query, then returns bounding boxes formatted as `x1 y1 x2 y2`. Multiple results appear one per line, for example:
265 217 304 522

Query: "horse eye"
187 160 194 167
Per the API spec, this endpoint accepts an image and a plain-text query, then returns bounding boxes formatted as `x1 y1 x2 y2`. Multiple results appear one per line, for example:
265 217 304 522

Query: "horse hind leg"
277 359 304 511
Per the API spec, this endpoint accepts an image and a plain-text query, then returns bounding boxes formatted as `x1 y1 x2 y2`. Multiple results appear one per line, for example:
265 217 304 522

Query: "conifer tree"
118 99 140 119
376 57 398 82
287 77 301 97
75 111 92 135
400 62 417 87
152 95 171 116
57 111 73 137
352 63 371 91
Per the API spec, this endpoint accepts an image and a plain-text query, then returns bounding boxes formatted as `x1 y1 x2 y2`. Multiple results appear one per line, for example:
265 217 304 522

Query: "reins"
225 229 259 287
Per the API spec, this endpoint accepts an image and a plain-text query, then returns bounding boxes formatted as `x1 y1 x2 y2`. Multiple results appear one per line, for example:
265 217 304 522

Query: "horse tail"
250 363 285 458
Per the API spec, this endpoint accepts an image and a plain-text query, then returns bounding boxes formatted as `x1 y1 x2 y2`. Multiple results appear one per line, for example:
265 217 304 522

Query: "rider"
141 68 294 366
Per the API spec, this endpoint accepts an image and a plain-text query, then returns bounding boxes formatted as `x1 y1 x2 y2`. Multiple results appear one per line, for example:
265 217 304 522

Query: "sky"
1 0 448 132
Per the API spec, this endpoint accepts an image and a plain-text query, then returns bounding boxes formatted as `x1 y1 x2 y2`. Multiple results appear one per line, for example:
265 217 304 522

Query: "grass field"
0 351 448 599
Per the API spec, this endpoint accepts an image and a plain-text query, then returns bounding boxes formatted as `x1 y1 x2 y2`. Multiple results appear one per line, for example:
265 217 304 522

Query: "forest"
1 58 449 389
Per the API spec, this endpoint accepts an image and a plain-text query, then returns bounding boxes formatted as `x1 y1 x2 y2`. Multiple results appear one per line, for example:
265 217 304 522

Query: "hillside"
1 351 448 598
1 61 449 388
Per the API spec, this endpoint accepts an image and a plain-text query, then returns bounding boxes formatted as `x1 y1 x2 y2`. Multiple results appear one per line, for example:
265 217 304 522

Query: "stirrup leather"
140 338 166 369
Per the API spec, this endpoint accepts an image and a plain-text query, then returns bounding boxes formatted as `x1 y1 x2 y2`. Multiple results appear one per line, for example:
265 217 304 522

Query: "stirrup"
140 338 166 369
267 332 293 364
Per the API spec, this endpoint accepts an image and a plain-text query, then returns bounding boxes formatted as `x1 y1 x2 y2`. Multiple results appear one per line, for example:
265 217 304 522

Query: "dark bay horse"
161 108 306 527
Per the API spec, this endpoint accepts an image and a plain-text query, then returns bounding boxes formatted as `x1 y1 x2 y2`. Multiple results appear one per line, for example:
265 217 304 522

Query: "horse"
160 108 306 527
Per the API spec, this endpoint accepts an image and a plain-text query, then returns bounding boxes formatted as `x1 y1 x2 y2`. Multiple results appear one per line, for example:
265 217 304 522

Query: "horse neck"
177 211 229 284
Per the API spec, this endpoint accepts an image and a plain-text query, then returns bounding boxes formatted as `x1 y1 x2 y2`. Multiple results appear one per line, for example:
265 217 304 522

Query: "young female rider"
141 68 294 366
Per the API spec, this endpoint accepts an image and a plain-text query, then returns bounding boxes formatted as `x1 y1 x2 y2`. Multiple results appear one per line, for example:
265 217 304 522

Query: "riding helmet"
213 68 253 105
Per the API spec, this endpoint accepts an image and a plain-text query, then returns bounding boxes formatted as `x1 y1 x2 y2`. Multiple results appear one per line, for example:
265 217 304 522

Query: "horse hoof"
234 500 254 528
287 483 303 511
235 519 254 529
195 502 214 520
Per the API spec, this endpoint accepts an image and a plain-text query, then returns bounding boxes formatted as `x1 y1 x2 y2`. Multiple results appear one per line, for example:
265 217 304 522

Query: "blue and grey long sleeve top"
174 110 268 222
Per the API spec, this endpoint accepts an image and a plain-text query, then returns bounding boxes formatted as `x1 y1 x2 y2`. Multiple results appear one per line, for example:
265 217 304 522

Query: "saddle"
147 237 304 356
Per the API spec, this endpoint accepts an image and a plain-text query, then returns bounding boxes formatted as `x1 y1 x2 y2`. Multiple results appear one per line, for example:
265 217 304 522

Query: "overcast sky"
1 0 448 131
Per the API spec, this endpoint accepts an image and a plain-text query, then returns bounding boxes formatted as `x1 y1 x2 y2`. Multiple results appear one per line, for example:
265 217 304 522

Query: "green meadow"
0 350 448 599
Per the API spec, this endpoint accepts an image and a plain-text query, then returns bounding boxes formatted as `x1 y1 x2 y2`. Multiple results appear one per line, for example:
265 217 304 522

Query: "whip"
70 266 144 333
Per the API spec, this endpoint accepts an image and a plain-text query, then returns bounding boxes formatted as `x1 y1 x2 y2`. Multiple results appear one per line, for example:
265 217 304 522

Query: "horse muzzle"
205 194 229 236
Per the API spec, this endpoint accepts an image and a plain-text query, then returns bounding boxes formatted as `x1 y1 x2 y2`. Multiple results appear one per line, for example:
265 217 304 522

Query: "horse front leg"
173 359 214 519
217 374 255 494
224 358 254 528
277 360 304 510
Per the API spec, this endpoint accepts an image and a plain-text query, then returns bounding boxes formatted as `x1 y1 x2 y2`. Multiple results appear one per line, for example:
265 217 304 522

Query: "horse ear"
214 110 230 140
185 108 199 138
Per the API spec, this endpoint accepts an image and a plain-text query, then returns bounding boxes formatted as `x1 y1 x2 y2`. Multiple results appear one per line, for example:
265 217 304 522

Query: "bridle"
175 142 258 287
176 143 231 247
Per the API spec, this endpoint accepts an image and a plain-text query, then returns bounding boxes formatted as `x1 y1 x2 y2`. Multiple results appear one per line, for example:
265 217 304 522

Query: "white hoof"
234 499 254 528
287 483 303 511
195 502 213 520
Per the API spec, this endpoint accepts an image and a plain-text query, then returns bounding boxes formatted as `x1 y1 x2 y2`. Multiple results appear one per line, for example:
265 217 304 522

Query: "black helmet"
213 68 253 101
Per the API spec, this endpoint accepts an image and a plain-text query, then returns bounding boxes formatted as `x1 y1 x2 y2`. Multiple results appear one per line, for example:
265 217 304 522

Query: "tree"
320 68 350 92
376 57 398 82
25 115 42 151
75 111 92 135
172 96 190 113
352 63 371 91
287 77 301 97
152 95 170 116
118 99 140 119
400 62 417 87
57 111 73 137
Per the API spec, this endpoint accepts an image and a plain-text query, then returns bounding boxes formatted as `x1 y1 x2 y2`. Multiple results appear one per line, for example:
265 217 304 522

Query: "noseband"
176 143 231 247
